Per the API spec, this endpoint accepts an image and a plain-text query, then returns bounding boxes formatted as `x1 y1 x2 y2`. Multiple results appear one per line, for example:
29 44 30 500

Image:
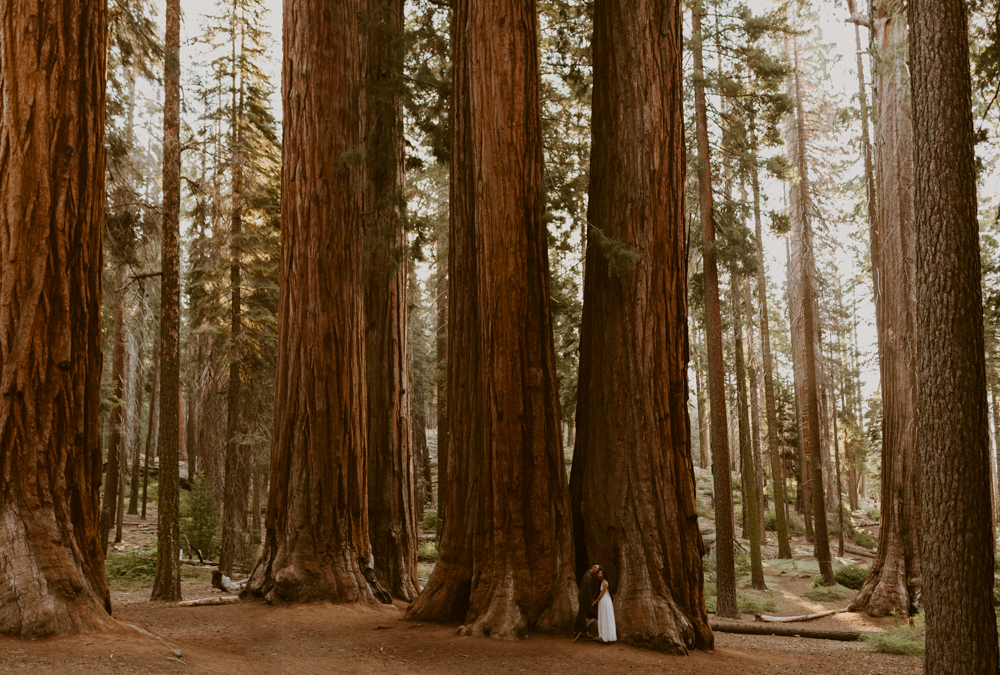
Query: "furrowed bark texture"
0 2 114 636
569 0 712 653
151 0 183 603
244 0 377 605
692 5 738 620
361 0 420 602
405 0 477 624
849 0 921 618
910 0 1000 671
409 0 577 638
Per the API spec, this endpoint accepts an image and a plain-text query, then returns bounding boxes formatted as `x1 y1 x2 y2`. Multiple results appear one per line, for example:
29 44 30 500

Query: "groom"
574 562 600 640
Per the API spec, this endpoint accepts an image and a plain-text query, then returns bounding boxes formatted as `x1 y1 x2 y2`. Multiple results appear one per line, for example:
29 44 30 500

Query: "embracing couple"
574 562 617 643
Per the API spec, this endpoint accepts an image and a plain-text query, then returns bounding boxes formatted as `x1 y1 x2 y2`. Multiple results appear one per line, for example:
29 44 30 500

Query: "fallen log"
178 596 240 607
710 620 862 642
754 609 846 623
181 559 219 567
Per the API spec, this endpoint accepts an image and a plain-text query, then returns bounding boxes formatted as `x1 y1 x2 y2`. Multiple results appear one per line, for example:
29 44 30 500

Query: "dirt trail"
1 583 921 675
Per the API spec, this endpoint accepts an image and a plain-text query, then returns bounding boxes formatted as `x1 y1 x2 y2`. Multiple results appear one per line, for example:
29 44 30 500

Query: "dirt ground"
1 460 919 674
0 590 922 675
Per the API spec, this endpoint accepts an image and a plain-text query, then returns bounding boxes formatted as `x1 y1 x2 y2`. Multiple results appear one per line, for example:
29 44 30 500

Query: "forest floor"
0 447 918 674
0 495 922 674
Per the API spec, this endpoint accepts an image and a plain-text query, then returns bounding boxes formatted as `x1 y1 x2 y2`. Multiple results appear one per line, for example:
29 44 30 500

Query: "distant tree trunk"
787 238 813 539
408 0 577 638
790 38 835 585
732 276 765 591
102 265 128 554
744 281 768 537
434 230 448 514
244 0 378 605
696 359 710 470
692 3 738 620
220 16 249 577
151 0 183 602
569 0 713 652
142 329 160 521
990 342 1000 542
128 318 146 515
361 0 419 602
406 3 477 621
0 1 113 636
833 390 844 557
115 444 126 544
849 0 921 618
411 371 429 521
753 159 792 558
910 1 1000 671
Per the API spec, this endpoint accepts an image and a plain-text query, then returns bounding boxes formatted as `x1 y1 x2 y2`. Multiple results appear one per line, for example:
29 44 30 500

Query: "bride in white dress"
593 568 617 643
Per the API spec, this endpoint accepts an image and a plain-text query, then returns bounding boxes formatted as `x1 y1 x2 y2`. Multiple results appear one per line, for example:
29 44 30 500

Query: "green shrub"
836 564 870 591
105 544 157 584
417 540 438 563
737 592 777 614
865 506 881 522
828 505 858 537
862 614 925 657
765 510 805 536
697 500 714 519
803 583 850 602
421 507 438 532
853 530 877 549
181 475 219 560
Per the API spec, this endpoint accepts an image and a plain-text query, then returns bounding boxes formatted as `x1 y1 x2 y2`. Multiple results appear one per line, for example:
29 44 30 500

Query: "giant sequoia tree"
569 0 712 652
0 4 115 636
244 0 379 604
849 0 922 618
406 0 577 637
910 0 1000 670
362 0 420 602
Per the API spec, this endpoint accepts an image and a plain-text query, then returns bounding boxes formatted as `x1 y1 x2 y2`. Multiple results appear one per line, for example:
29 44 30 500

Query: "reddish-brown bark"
405 6 476 623
910 1 1000 671
243 0 377 605
408 0 576 638
569 0 712 652
361 0 419 602
691 4 739 620
849 0 921 618
0 2 114 636
151 0 183 603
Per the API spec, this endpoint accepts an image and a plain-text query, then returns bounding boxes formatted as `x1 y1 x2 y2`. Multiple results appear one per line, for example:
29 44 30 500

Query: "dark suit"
575 569 597 634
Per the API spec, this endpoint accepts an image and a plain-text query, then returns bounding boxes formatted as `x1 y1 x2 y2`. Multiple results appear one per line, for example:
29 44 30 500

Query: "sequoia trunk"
244 0 378 605
0 2 114 636
362 0 420 602
849 0 922 618
570 0 712 652
910 1 1000 671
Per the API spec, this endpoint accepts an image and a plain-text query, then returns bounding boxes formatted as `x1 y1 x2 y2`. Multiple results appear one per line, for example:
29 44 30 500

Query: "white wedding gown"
597 582 617 642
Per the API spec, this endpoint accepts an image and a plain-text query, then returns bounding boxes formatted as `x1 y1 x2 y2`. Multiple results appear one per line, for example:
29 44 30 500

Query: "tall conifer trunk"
361 0 419 602
569 0 712 652
151 0 183 602
752 158 792 558
849 0 922 617
910 1 1000 670
102 266 128 553
244 0 379 605
408 0 576 637
790 37 835 585
0 1 114 636
691 3 738 620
